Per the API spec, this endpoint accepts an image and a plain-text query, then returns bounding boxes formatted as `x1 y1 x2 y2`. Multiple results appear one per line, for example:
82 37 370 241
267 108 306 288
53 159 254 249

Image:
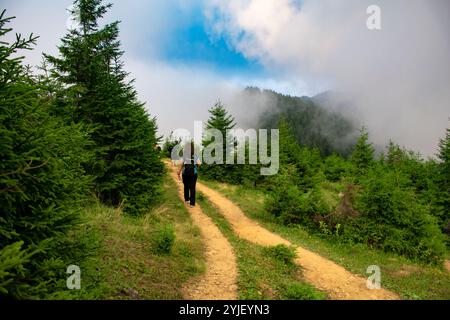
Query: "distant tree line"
199 97 449 264
247 87 358 157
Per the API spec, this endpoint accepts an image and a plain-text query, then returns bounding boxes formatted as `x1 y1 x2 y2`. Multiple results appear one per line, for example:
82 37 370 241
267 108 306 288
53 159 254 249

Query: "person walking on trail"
178 142 201 207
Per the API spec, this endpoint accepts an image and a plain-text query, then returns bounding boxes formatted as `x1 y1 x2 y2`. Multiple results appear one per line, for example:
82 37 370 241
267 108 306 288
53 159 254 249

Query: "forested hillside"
245 87 359 157
197 100 449 264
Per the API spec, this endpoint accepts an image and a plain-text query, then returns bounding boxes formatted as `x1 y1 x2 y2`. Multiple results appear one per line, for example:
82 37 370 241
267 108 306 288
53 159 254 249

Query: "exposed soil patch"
167 163 238 300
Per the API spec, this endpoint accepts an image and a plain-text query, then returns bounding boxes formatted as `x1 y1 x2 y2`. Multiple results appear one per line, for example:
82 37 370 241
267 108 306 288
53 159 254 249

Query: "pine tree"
202 101 236 181
437 126 450 187
354 163 446 263
385 140 404 167
351 126 374 175
162 132 181 158
277 117 323 190
0 10 91 298
278 116 301 166
239 139 264 187
436 125 450 234
205 101 236 137
46 0 163 214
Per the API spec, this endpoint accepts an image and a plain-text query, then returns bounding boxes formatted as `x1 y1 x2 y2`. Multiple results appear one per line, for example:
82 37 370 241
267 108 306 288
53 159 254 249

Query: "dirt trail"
166 162 237 300
196 182 400 300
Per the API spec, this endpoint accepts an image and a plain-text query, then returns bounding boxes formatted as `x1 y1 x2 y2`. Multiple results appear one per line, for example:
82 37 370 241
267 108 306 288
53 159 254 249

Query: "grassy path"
166 162 238 299
65 172 206 299
197 191 327 300
202 180 450 300
196 181 399 300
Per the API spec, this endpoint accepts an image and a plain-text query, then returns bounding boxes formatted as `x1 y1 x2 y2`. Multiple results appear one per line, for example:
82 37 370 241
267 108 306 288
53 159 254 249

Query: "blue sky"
163 21 264 76
168 16 259 74
139 2 266 78
1 0 313 142
2 0 306 95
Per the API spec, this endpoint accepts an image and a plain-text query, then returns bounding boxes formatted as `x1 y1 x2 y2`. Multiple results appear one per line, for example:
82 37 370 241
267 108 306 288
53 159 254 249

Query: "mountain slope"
245 87 359 157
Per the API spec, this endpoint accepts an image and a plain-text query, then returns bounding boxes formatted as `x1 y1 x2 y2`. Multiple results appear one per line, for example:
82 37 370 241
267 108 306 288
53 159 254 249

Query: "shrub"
265 176 331 226
265 183 303 225
323 154 352 182
152 225 176 255
283 282 327 300
353 165 446 263
262 245 296 267
299 187 331 217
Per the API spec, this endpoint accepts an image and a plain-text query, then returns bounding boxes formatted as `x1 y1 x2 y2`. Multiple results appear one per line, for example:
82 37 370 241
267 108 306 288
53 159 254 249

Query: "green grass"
56 172 205 300
201 179 450 300
197 192 327 300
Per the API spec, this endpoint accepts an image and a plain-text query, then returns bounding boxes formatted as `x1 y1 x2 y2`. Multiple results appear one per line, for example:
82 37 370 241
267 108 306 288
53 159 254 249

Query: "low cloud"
125 57 241 138
205 0 450 156
4 0 449 156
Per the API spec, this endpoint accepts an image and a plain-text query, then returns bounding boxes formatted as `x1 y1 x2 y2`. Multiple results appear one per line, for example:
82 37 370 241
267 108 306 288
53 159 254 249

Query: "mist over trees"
244 87 359 157
200 99 449 263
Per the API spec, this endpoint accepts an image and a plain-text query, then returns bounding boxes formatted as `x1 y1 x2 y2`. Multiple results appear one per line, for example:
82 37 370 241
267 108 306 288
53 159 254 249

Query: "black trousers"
182 174 198 206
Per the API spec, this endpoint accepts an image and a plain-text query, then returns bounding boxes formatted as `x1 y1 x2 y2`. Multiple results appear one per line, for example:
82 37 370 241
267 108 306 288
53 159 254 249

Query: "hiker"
178 141 201 207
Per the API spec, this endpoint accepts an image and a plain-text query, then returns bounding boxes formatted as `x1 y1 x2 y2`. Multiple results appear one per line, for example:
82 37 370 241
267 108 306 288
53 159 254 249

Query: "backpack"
184 156 197 176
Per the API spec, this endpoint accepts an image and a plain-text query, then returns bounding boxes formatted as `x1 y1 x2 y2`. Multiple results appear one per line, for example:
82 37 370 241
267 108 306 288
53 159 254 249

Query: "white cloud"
205 0 450 156
3 0 449 155
125 57 241 138
3 0 266 138
3 0 72 67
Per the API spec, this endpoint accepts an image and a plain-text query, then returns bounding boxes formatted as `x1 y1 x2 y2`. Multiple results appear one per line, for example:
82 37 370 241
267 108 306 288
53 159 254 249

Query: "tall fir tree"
162 132 181 158
351 126 374 175
202 101 236 181
437 126 450 188
437 125 450 234
46 0 163 214
278 116 301 166
204 100 236 147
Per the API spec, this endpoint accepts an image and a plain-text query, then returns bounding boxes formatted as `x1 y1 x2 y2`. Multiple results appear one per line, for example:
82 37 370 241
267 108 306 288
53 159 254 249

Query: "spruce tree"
204 100 236 157
278 116 301 166
240 140 264 187
437 126 450 187
0 10 91 298
205 101 236 138
202 101 236 181
46 0 163 214
385 140 404 167
437 125 450 234
162 132 181 158
351 126 374 175
277 117 323 190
